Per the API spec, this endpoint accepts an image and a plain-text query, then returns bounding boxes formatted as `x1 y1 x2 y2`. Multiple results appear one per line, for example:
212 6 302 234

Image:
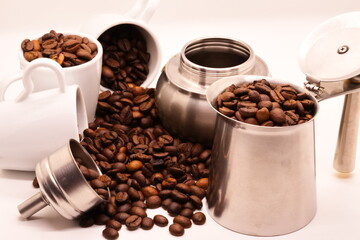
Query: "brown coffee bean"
141 186 159 198
192 212 206 225
125 215 142 230
153 214 168 227
146 195 162 208
270 108 286 124
171 189 189 203
239 107 258 118
220 91 235 102
114 212 130 224
189 195 203 209
255 107 270 123
95 213 111 225
167 201 183 216
106 219 122 231
169 223 185 236
129 206 147 218
175 183 192 194
79 215 94 228
189 185 206 199
126 160 143 172
141 217 154 230
257 100 272 110
196 178 208 189
180 208 194 218
248 90 261 103
283 99 297 110
102 227 119 240
115 192 129 203
219 107 235 117
32 177 40 188
174 215 192 228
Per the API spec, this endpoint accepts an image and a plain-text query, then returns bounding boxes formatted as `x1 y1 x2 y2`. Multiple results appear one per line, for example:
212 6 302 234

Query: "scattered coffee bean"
21 30 98 67
215 79 315 126
125 215 142 230
192 212 206 225
141 217 154 230
169 223 185 236
106 219 122 231
173 215 192 228
153 215 168 227
102 227 119 240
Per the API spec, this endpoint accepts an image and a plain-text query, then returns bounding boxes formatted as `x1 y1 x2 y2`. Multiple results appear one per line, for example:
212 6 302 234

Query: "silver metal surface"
18 139 106 219
334 92 360 173
206 75 317 236
299 12 360 174
155 37 269 145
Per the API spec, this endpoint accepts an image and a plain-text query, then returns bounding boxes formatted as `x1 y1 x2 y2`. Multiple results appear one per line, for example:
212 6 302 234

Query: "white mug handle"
0 72 22 101
126 0 159 22
0 58 66 102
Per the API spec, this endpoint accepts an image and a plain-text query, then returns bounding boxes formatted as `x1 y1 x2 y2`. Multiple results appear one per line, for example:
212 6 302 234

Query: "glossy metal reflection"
206 76 317 236
18 139 106 219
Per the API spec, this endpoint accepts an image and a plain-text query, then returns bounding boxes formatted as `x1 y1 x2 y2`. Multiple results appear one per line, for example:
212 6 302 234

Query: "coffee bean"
125 215 142 230
102 227 119 240
192 212 206 225
167 201 182 216
189 195 203 209
141 217 154 230
173 215 192 228
106 219 122 231
189 185 206 199
79 215 95 228
146 195 162 208
126 160 143 172
270 108 286 124
256 107 270 123
171 189 189 203
153 215 168 227
169 223 185 236
180 208 194 218
196 178 209 189
129 206 147 218
114 212 130 224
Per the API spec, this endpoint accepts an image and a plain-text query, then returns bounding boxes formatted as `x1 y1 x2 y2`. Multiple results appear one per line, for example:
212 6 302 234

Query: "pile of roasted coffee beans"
99 25 151 91
21 30 98 67
74 157 110 201
78 86 208 239
215 79 316 126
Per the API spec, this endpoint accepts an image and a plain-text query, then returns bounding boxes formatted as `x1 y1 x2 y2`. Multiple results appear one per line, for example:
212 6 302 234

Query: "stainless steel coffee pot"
205 11 360 236
155 37 269 145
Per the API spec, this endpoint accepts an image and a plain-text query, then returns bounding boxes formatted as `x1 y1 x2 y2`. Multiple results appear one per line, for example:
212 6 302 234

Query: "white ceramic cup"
1 32 102 121
80 0 161 89
0 58 88 171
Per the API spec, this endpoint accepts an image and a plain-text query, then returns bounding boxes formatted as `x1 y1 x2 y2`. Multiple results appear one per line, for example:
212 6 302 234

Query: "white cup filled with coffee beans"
0 58 88 171
0 30 103 121
80 0 162 91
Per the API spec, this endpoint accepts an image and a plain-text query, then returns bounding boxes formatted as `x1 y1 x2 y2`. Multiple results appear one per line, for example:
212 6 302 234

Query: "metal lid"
299 12 360 83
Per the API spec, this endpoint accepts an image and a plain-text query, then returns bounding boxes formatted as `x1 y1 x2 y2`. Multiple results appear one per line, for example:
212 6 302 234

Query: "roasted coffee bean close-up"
21 30 98 67
216 79 316 126
73 86 210 239
98 25 151 91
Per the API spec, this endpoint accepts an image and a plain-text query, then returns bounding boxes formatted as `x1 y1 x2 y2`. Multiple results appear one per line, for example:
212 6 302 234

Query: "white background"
1 0 360 239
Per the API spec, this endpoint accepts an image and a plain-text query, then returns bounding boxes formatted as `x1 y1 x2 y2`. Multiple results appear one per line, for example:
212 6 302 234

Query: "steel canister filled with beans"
206 75 318 236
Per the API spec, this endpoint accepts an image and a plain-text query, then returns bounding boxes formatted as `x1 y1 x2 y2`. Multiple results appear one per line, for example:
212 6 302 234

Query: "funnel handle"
18 192 48 219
